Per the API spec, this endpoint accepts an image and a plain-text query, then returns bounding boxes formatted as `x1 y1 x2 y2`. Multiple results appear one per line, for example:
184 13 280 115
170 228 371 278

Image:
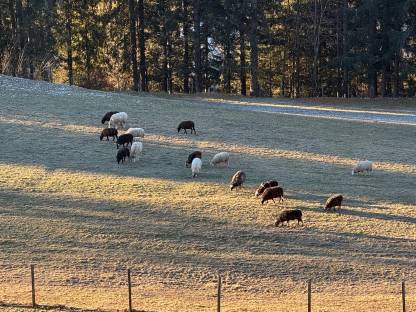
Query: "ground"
0 75 415 311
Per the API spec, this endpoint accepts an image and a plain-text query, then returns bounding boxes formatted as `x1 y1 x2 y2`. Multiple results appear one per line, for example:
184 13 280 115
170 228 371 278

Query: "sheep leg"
184 129 187 134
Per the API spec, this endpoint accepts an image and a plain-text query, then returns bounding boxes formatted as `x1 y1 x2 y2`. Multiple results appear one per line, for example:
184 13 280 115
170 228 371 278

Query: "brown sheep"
116 133 133 149
177 120 196 134
230 170 246 190
255 180 278 197
185 151 202 168
100 128 118 141
275 209 303 227
261 186 284 204
116 147 130 164
324 194 343 212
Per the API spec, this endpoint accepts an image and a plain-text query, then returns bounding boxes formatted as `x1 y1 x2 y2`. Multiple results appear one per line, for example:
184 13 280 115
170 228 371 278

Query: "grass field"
0 75 415 311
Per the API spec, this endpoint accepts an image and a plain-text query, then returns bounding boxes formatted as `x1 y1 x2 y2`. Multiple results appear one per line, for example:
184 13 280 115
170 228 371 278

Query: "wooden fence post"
217 273 221 312
128 269 132 312
402 280 406 312
307 279 311 312
30 264 36 308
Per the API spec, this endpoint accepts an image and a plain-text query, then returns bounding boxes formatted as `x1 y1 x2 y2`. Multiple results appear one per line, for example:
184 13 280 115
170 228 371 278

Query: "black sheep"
275 209 303 227
101 111 119 124
116 133 133 149
261 186 284 204
177 120 196 134
230 170 246 190
324 194 343 212
116 147 130 164
255 180 279 197
185 151 202 168
100 128 118 141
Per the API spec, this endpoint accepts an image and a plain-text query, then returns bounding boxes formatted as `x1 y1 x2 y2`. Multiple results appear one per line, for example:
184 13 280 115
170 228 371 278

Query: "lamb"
185 151 202 168
100 128 118 141
230 170 246 190
129 141 143 162
255 180 279 197
191 158 202 178
275 209 303 227
352 160 373 175
210 152 230 167
126 128 145 138
324 194 343 212
177 120 196 134
109 112 128 129
101 111 118 124
116 147 130 164
261 186 284 204
116 133 133 149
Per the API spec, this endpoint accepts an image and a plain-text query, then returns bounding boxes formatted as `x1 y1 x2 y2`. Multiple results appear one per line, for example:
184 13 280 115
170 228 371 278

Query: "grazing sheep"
100 128 118 141
230 170 246 190
210 152 230 167
101 111 119 124
126 128 145 138
275 209 303 227
352 160 373 175
185 151 202 168
324 194 343 212
191 158 202 177
255 180 279 197
177 120 196 134
116 147 130 164
116 133 133 149
133 137 143 142
109 112 128 129
129 141 143 162
261 186 284 204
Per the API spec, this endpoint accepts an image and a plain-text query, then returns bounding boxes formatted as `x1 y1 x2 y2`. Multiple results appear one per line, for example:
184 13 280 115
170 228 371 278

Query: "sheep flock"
99 111 375 228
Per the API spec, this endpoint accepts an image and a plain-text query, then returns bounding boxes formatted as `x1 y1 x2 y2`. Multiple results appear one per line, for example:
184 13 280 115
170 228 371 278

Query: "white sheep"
127 127 145 138
129 141 143 162
191 158 202 177
352 160 373 175
210 152 230 167
108 112 128 129
133 137 143 142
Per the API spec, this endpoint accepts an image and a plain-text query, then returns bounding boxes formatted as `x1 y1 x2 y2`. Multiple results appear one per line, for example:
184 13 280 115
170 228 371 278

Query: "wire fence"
0 265 414 312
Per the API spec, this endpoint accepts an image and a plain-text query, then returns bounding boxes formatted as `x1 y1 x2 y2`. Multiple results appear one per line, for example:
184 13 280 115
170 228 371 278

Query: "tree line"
1 0 415 98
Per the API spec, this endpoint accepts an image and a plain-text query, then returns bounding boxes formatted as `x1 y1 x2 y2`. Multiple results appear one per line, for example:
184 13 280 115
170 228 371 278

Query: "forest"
1 0 416 98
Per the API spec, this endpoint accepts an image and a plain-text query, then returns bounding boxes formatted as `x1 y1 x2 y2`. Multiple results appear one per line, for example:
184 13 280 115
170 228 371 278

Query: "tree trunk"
193 0 202 92
249 0 259 97
223 0 232 94
65 0 74 85
392 53 400 97
128 0 139 91
239 27 247 96
138 0 147 91
182 0 190 93
341 0 349 97
367 0 377 98
203 21 209 92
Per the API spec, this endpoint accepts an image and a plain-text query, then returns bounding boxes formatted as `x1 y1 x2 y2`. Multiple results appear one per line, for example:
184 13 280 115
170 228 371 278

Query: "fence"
0 265 413 312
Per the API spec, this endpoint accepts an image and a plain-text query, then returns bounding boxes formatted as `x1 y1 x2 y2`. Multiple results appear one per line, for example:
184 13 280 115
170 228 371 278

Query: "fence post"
30 264 36 308
217 273 221 312
128 269 133 312
307 279 311 312
402 280 406 312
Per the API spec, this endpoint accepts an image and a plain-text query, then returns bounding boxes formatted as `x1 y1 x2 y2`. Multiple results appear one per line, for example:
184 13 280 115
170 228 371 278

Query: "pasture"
0 75 415 311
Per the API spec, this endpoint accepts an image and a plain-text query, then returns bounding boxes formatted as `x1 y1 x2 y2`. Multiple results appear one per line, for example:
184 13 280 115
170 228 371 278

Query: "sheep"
255 180 279 197
261 186 284 204
116 133 133 149
210 152 230 167
100 128 118 141
230 170 246 190
126 128 145 138
191 158 202 178
185 151 202 168
352 160 373 175
101 111 119 124
177 120 196 134
324 194 343 212
275 209 303 227
116 147 130 164
129 141 143 162
109 112 128 129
